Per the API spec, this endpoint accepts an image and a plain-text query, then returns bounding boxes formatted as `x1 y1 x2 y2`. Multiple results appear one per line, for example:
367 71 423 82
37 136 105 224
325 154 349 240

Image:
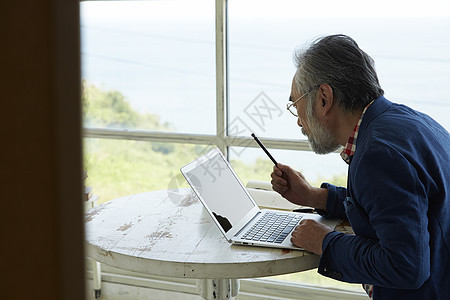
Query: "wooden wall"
1 1 85 299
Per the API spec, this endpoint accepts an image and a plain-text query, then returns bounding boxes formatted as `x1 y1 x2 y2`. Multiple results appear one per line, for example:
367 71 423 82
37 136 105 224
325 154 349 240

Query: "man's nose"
297 117 303 127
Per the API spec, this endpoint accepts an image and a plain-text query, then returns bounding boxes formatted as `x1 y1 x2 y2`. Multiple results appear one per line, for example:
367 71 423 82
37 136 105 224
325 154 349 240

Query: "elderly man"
271 34 450 299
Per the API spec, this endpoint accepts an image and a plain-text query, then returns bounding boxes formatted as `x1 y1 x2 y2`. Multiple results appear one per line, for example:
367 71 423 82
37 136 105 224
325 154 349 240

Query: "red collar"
340 100 374 164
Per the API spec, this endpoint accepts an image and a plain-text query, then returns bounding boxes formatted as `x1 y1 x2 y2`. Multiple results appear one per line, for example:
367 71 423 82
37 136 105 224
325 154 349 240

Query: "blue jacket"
318 96 450 299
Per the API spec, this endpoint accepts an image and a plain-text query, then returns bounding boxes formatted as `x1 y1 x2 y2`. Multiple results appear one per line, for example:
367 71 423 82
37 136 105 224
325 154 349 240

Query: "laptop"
180 147 339 250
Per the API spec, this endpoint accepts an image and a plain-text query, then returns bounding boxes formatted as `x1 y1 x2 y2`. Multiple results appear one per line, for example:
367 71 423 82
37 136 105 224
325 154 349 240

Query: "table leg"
196 279 239 300
92 260 102 299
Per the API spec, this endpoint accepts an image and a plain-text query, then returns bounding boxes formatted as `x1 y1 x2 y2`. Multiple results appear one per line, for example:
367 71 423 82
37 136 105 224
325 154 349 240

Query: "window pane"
229 147 348 190
80 0 216 134
228 0 450 140
83 138 214 204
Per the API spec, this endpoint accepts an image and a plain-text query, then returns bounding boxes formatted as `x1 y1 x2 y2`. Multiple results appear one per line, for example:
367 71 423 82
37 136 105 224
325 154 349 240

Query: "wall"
0 1 85 299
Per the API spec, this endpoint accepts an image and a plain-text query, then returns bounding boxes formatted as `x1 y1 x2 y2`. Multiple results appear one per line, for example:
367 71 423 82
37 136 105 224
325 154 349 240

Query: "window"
81 0 450 295
81 0 216 134
228 0 450 139
81 0 219 202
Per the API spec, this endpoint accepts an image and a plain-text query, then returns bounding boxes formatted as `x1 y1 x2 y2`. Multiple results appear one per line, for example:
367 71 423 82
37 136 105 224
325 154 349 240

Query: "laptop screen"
183 150 256 232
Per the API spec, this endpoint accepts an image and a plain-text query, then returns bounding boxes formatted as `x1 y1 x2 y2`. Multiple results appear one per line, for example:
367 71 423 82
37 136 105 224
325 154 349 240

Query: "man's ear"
318 84 334 116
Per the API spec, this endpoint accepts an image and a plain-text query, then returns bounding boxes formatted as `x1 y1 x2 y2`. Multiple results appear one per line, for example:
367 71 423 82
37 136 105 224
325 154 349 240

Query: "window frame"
81 0 345 296
81 0 450 297
82 0 312 157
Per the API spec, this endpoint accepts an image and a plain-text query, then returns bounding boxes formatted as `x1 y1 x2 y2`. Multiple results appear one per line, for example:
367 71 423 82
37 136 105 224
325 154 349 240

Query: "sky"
81 0 450 20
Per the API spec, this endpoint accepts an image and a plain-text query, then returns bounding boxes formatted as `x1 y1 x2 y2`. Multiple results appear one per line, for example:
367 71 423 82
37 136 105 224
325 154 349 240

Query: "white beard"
302 111 341 155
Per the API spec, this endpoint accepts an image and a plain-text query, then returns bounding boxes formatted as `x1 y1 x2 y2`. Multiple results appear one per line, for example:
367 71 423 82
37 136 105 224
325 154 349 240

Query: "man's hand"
291 219 333 255
270 163 327 210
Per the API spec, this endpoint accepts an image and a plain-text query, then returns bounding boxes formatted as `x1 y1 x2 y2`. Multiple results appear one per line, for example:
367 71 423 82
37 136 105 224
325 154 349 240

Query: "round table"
85 188 328 299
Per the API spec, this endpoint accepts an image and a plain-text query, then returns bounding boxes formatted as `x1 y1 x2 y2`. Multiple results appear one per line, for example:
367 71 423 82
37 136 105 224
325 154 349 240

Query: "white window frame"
82 0 312 156
81 0 359 298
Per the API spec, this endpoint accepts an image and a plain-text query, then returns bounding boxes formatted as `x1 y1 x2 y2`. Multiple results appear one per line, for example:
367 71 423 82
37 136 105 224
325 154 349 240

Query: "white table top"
85 188 327 279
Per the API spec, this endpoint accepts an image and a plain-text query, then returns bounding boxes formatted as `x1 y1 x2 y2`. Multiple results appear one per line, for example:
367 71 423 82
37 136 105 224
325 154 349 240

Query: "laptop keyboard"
241 212 302 244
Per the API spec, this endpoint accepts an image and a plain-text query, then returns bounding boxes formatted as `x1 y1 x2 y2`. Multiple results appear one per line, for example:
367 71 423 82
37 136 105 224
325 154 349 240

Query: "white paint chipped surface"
85 188 322 279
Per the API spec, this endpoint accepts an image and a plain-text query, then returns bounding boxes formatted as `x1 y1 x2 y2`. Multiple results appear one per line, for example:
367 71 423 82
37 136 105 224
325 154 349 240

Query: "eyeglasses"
286 89 312 117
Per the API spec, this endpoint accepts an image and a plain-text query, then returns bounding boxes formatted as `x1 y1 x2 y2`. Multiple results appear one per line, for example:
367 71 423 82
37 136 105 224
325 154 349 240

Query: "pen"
293 208 316 213
251 133 278 166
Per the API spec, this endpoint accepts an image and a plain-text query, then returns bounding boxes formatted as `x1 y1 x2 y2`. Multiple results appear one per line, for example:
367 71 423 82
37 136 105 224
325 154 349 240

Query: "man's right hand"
270 163 328 211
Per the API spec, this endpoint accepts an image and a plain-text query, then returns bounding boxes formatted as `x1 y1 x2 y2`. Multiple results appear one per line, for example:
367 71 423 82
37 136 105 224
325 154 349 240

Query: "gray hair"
294 34 384 113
